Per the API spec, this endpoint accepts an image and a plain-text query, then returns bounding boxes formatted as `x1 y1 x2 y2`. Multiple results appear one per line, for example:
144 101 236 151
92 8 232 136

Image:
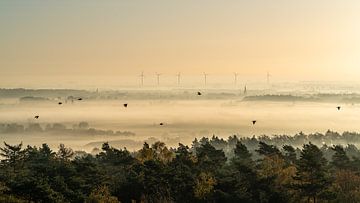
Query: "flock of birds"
32 92 344 127
33 92 205 126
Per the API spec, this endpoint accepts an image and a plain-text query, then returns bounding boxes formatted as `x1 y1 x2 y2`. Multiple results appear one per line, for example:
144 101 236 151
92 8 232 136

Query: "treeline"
195 132 360 161
223 130 360 153
1 135 360 203
5 88 360 102
1 88 242 101
243 94 314 102
0 122 135 137
243 93 360 103
0 89 90 99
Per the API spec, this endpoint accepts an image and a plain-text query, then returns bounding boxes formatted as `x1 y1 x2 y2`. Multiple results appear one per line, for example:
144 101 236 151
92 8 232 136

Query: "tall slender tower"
140 72 145 86
156 72 161 86
234 72 238 85
244 85 247 95
203 72 208 86
177 72 181 85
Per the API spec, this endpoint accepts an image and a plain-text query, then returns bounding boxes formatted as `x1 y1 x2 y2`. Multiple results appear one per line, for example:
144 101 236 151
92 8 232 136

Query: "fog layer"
1 90 359 151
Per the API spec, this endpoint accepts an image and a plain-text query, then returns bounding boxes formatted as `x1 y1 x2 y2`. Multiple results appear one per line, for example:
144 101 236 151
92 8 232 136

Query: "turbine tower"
203 72 208 86
234 72 238 85
156 72 161 86
140 71 145 86
267 72 271 85
176 72 181 85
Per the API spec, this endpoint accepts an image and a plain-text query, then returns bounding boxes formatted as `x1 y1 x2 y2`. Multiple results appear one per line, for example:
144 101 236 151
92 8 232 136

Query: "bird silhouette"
34 116 39 119
77 98 83 101
123 103 128 108
337 106 341 111
252 120 257 125
159 123 164 126
197 92 202 96
58 102 63 105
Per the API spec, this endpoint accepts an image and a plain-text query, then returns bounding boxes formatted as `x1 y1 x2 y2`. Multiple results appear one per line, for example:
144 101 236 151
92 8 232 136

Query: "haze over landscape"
1 1 360 203
2 0 360 85
1 0 360 149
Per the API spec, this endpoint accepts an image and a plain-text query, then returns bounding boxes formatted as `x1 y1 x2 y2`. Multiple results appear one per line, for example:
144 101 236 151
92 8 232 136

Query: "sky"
1 0 360 87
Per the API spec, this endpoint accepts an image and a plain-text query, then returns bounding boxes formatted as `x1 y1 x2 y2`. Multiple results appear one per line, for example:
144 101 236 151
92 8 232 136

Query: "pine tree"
256 142 281 157
196 141 227 173
294 143 332 203
56 144 74 162
283 145 297 165
331 145 350 170
0 142 24 172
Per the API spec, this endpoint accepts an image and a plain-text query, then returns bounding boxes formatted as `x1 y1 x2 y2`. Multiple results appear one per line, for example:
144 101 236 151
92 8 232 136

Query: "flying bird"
34 116 39 119
58 102 63 105
197 92 202 96
159 123 164 126
337 106 341 111
77 98 83 101
123 103 128 108
252 120 257 125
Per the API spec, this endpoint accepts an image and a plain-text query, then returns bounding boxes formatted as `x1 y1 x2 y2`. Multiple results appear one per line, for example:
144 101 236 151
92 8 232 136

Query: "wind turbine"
140 71 145 86
267 72 271 85
234 72 238 85
156 72 161 86
176 72 181 85
203 72 208 86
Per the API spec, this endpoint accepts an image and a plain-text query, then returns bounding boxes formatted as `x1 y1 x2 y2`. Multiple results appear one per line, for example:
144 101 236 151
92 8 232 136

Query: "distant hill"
243 93 360 103
243 94 314 102
0 122 135 137
0 88 90 98
19 96 49 102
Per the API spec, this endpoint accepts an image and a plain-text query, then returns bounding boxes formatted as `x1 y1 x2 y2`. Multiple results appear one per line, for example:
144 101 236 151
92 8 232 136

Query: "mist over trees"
0 122 135 137
1 134 360 203
4 88 360 103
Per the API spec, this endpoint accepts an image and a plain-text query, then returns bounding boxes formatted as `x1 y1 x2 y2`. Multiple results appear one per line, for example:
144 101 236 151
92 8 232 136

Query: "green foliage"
234 141 252 161
168 144 197 202
194 172 216 200
1 138 360 202
256 141 282 157
57 144 74 162
137 142 173 164
283 145 297 164
85 185 119 203
196 141 227 173
331 170 360 203
0 142 24 172
293 143 332 202
331 145 350 170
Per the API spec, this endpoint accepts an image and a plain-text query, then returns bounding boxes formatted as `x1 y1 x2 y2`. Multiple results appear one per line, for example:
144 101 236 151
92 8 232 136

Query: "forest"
1 133 360 203
0 122 135 137
4 88 360 103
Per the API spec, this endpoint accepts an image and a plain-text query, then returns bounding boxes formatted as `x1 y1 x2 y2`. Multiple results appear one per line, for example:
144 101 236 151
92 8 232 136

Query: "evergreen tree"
56 144 74 162
331 145 350 170
293 143 332 202
168 144 197 202
0 142 24 172
256 142 281 157
283 145 297 165
86 185 119 203
196 141 227 173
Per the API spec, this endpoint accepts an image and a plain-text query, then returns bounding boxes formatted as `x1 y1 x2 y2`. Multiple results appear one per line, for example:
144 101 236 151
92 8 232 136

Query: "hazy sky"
1 0 360 84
